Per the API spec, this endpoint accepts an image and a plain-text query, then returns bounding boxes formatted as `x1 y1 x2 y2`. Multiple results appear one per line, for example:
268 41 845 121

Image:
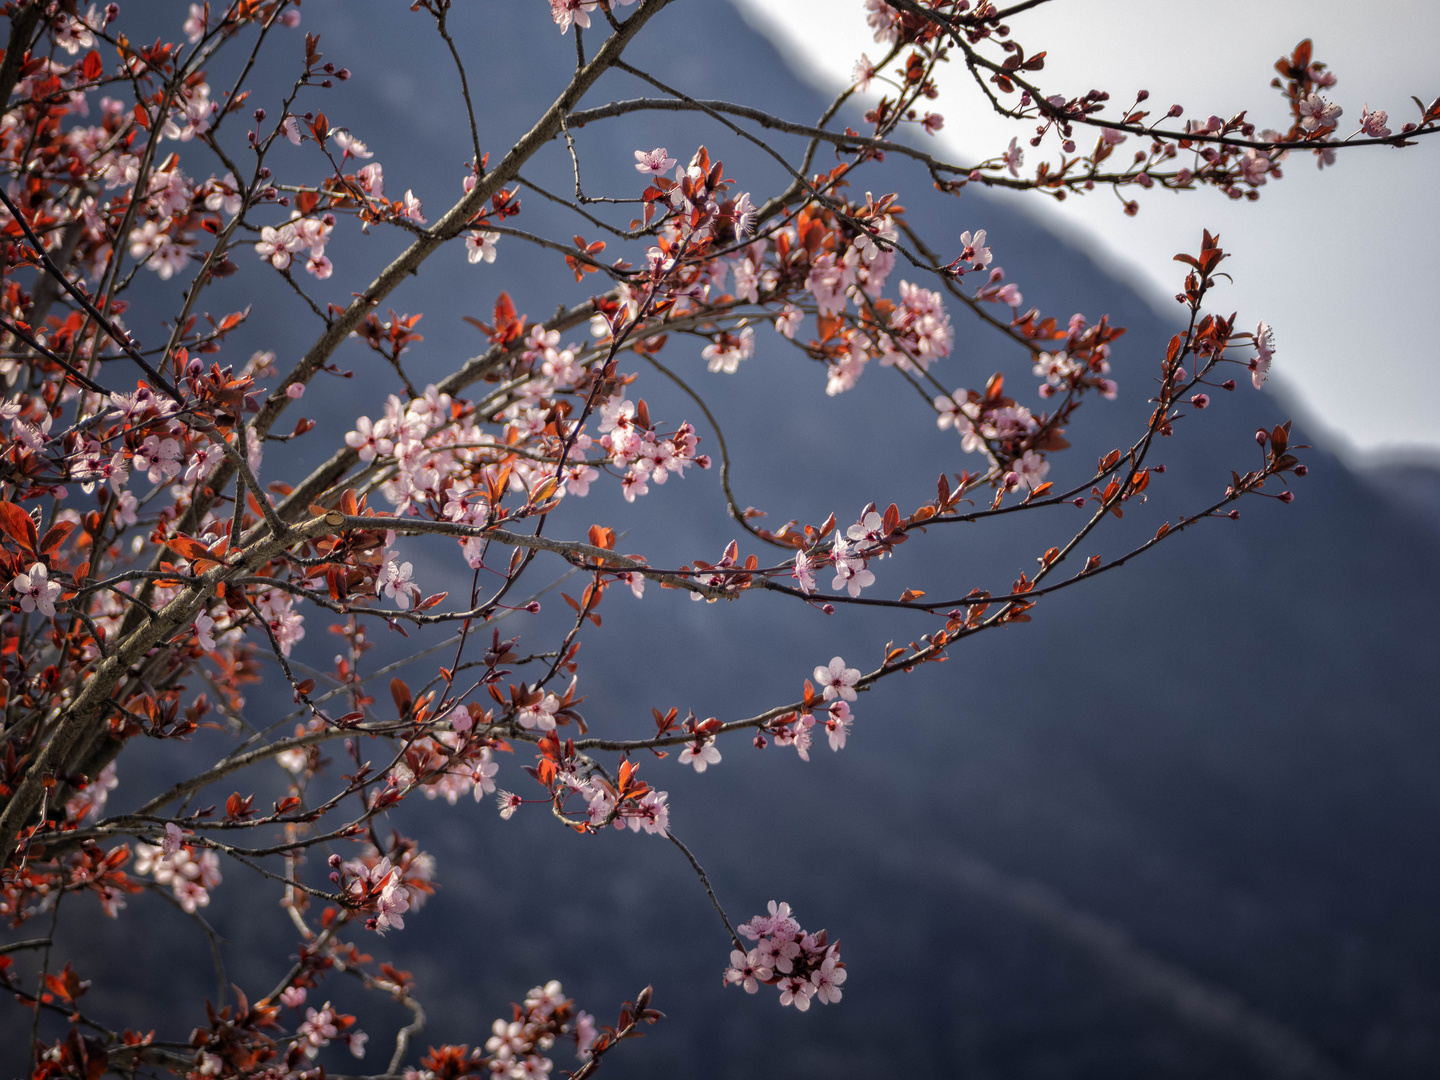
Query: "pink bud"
286 383 305 399
1279 490 1294 504
1293 465 1308 477
1255 429 1268 446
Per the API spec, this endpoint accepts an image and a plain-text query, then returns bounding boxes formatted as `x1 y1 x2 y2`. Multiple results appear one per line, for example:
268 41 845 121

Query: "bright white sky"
731 0 1440 461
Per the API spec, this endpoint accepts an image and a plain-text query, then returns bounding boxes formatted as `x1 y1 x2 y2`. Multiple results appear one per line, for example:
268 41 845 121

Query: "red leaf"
0 502 38 552
391 678 413 716
40 520 75 554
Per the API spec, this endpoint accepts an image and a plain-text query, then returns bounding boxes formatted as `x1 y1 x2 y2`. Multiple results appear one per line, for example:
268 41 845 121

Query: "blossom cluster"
725 901 846 1011
133 830 223 914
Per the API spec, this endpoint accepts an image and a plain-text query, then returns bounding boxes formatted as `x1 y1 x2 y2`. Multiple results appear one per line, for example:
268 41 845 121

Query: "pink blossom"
724 948 774 994
778 976 815 1011
805 253 848 317
496 790 522 819
183 3 206 43
378 556 418 609
824 700 853 751
299 1006 339 1057
374 876 410 933
830 558 874 597
193 613 217 650
1298 94 1342 132
865 0 900 43
184 442 223 483
356 162 385 197
400 189 426 224
160 822 185 858
466 230 500 264
332 129 374 159
633 147 676 175
134 434 182 483
810 954 847 1004
792 550 816 595
1011 449 1050 490
852 53 877 92
1004 136 1024 177
551 0 598 34
678 739 721 773
1251 321 1275 389
775 305 802 339
1360 105 1391 138
814 657 860 702
957 230 992 272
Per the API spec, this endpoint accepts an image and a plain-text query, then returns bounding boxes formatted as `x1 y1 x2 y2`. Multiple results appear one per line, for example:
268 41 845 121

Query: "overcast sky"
731 0 1440 462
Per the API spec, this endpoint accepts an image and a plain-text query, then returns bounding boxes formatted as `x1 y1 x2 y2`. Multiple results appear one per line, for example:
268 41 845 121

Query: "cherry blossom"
1004 136 1024 177
0 0 1393 1054
853 53 878 92
634 147 676 175
400 189 426 224
814 657 860 702
551 0 598 34
379 556 419 609
824 700 853 751
12 563 62 617
133 434 182 483
332 129 374 159
956 230 993 272
1251 321 1276 389
466 230 500 263
1359 106 1392 139
1298 94 1343 132
679 738 721 773
497 790 523 820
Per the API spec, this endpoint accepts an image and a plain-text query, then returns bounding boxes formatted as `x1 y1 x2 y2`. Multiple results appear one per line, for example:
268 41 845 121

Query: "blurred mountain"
6 2 1440 1078
1361 459 1440 540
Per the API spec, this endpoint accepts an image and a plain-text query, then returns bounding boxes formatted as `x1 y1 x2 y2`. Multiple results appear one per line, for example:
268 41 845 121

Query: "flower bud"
1228 509 1240 520
822 604 835 615
1279 490 1294 503
254 108 266 121
525 601 541 613
1293 465 1308 477
1222 379 1235 391
1255 429 1268 446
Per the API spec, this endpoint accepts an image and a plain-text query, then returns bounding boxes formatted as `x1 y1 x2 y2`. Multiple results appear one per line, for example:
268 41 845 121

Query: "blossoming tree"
0 0 1434 1076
